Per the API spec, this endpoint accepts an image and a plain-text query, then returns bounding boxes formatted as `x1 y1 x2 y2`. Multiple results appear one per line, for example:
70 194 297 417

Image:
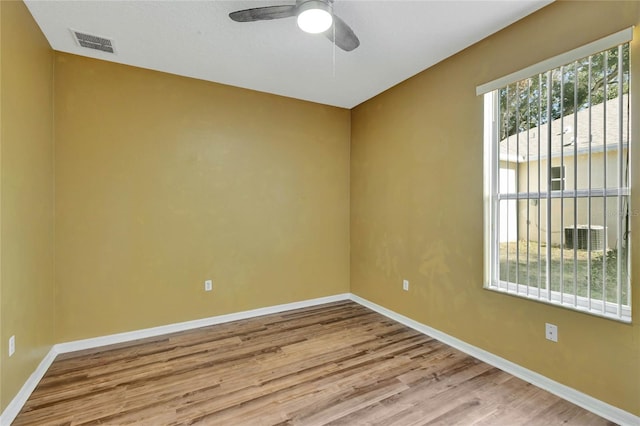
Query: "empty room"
1 0 639 424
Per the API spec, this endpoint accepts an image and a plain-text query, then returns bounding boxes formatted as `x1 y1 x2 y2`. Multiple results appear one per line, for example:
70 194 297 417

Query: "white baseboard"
349 293 640 426
54 293 351 354
0 293 350 425
0 347 57 426
2 292 637 426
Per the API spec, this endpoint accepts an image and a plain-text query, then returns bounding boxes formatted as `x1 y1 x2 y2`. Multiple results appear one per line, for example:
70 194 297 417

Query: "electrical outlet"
9 335 15 357
402 279 409 291
204 279 213 292
545 323 558 342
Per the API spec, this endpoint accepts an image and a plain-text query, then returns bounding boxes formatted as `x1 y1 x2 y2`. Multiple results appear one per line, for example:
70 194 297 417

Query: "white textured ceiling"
25 0 552 108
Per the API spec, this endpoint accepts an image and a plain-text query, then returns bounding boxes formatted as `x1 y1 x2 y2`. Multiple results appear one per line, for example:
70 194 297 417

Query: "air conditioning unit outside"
564 225 606 251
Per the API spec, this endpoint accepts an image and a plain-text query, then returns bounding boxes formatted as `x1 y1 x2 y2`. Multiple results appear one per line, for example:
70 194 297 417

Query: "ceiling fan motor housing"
297 0 334 34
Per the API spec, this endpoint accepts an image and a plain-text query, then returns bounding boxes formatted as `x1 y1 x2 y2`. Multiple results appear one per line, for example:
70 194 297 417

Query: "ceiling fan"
229 0 360 52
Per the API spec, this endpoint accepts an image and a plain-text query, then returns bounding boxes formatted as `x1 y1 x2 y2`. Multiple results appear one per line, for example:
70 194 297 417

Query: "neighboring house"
499 95 629 249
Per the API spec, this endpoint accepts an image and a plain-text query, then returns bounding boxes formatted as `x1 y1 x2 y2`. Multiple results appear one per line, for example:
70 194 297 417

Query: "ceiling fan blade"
324 15 359 52
229 5 297 22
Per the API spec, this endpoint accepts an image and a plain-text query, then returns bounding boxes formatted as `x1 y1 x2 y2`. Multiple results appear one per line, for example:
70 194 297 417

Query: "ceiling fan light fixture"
297 1 333 34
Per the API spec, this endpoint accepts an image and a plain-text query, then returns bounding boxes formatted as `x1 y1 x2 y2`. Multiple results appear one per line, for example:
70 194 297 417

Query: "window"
479 29 632 322
550 166 565 191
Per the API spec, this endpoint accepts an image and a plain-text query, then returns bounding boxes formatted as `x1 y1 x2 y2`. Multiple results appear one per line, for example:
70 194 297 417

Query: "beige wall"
351 0 640 416
0 0 55 413
518 151 627 248
54 53 350 342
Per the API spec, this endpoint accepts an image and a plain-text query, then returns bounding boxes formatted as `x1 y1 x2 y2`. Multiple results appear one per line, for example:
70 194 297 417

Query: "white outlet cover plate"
9 335 15 356
205 280 213 291
545 323 558 342
403 280 409 291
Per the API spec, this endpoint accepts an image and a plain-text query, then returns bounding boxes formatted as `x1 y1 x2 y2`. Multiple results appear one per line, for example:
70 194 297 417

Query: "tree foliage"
498 44 629 140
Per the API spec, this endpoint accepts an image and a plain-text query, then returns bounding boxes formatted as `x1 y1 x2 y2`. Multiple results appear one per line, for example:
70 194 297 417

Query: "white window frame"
550 165 565 191
480 28 633 323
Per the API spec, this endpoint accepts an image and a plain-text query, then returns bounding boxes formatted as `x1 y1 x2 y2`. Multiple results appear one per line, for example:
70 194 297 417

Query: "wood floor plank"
13 301 615 425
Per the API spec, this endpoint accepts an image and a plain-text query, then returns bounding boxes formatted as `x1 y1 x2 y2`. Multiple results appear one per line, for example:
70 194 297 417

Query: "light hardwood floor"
13 301 614 425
